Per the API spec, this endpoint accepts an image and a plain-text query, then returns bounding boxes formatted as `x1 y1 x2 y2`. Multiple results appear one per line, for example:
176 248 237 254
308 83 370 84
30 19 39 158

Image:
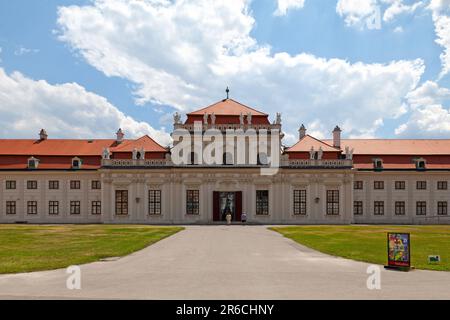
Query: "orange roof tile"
286 135 340 153
188 99 268 116
112 135 167 153
0 139 116 156
322 139 450 155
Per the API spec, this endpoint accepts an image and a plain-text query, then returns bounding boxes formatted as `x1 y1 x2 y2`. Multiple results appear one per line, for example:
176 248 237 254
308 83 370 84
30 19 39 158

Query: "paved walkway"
0 226 449 299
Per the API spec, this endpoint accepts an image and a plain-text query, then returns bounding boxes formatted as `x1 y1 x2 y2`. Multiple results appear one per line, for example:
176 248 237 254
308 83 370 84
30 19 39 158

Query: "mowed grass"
0 224 183 274
271 225 450 271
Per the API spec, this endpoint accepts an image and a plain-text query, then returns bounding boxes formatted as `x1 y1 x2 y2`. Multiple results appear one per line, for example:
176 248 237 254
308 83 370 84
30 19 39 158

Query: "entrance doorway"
213 191 242 222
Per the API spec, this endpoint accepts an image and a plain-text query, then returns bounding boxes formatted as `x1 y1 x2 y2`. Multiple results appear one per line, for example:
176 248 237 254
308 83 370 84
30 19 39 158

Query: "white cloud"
14 46 40 56
0 68 170 145
395 81 450 137
336 0 423 30
274 0 305 16
428 0 450 77
57 0 425 144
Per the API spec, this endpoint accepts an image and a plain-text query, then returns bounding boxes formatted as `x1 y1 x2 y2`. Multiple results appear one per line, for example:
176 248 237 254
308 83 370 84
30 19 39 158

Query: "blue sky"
0 0 449 146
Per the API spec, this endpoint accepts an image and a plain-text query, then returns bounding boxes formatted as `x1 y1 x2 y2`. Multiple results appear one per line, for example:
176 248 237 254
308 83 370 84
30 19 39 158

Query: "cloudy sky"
1 0 450 146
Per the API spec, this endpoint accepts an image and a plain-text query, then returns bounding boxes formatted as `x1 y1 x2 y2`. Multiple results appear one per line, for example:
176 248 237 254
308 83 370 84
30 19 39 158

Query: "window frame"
70 200 81 215
394 181 406 190
437 181 448 190
115 190 129 216
27 201 38 215
148 190 162 215
416 181 427 190
91 201 101 215
353 201 363 216
416 201 427 216
437 201 448 216
48 180 59 190
91 180 101 190
48 201 59 215
293 190 307 216
186 190 200 215
27 180 38 190
5 180 16 190
374 181 384 190
70 180 81 190
6 201 16 215
256 190 269 215
394 201 406 216
353 181 363 190
326 190 339 216
374 201 385 216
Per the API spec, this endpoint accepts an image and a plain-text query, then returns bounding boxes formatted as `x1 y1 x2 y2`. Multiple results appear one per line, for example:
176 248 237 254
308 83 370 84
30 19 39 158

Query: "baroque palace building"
0 96 449 225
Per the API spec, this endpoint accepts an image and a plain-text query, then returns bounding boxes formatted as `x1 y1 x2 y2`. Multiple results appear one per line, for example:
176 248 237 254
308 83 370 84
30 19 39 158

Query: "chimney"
116 128 124 143
332 125 341 148
298 124 306 140
39 129 48 140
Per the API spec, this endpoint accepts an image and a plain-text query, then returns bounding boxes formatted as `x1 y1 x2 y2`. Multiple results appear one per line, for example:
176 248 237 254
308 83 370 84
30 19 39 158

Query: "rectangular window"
395 201 405 216
437 181 448 190
353 201 363 215
27 201 37 215
91 201 101 215
49 201 59 215
148 190 162 215
6 201 16 215
437 201 447 216
70 180 81 190
5 180 16 190
256 190 269 215
353 181 363 190
91 180 101 190
326 190 339 215
293 190 307 215
416 181 427 190
27 180 37 189
115 190 128 215
374 201 384 215
186 190 199 215
70 201 81 215
49 180 59 190
395 181 406 190
374 181 384 190
416 201 427 216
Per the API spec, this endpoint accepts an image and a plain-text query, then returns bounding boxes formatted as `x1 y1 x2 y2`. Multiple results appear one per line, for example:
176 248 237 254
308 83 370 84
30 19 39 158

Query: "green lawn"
0 224 183 274
271 225 450 271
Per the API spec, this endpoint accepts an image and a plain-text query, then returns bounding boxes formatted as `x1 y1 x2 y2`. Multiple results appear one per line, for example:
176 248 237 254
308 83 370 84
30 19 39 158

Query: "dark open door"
213 191 220 221
235 191 242 222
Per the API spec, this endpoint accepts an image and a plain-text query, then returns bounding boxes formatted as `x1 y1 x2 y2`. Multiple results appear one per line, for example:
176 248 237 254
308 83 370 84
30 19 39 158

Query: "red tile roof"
111 135 168 153
286 135 340 153
0 136 167 156
188 98 268 116
322 139 450 155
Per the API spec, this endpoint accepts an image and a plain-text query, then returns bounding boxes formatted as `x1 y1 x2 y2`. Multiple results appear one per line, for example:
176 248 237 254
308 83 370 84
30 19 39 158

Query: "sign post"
385 233 411 271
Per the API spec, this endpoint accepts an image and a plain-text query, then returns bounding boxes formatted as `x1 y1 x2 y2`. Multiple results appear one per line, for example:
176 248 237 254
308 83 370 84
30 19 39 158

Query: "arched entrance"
213 191 242 222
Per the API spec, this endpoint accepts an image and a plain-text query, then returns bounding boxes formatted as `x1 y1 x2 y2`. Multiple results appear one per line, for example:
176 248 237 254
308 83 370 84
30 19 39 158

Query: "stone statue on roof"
345 146 354 160
239 112 244 126
211 112 216 125
309 147 315 160
102 147 110 160
318 147 323 160
173 112 181 125
247 112 252 125
276 112 282 125
203 113 208 125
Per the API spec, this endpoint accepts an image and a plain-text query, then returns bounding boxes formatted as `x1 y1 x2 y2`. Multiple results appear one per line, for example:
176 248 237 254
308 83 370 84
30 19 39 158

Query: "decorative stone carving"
203 113 208 125
247 112 252 125
318 147 323 160
275 112 281 125
309 147 315 160
345 146 354 160
173 112 181 125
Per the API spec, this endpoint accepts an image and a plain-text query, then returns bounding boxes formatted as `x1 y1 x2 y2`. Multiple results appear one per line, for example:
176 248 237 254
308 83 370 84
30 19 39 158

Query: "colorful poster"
387 233 411 268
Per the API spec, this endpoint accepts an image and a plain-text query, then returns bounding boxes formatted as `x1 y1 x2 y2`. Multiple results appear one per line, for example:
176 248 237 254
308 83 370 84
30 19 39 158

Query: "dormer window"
72 157 82 169
415 158 426 170
373 158 383 170
28 157 39 169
